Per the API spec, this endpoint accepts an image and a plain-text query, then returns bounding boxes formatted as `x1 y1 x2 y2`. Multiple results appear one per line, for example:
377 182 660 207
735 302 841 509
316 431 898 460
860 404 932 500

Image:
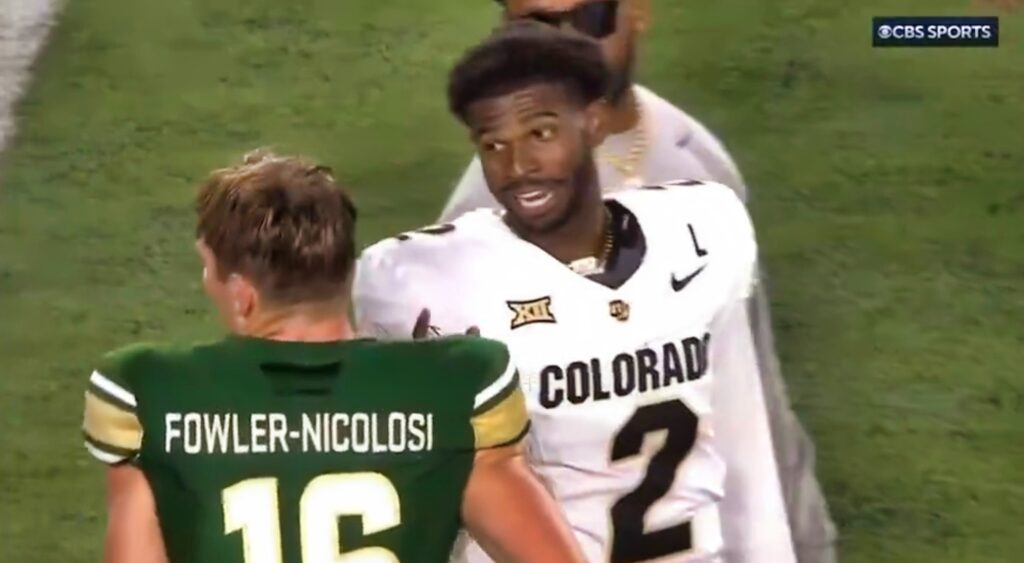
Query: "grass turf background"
0 0 1022 561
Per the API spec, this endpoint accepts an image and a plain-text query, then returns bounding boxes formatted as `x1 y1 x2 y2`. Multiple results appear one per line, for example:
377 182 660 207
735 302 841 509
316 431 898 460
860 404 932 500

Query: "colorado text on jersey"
535 333 711 408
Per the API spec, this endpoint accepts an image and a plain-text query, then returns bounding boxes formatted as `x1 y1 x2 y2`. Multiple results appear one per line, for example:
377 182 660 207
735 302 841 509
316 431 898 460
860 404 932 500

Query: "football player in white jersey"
354 22 796 563
440 4 837 563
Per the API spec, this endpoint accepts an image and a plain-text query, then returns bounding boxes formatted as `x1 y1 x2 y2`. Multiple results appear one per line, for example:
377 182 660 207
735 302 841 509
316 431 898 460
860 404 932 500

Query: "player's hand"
411 308 480 339
412 308 433 340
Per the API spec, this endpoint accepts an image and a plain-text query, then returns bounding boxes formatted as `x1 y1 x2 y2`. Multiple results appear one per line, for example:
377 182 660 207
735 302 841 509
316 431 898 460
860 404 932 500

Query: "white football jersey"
354 182 795 563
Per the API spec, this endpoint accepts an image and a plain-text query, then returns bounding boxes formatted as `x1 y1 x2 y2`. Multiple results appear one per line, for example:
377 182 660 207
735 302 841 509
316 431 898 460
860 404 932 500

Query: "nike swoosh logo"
671 265 707 292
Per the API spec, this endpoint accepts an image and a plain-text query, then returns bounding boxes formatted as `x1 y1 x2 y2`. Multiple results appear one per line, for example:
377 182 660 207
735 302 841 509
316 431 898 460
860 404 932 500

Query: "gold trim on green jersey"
472 384 529 449
473 357 518 411
83 390 142 459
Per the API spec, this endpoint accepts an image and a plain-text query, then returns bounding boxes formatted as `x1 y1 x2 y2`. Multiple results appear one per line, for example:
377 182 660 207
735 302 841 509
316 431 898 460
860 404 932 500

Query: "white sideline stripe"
90 370 137 408
84 440 127 465
474 358 517 409
0 0 61 156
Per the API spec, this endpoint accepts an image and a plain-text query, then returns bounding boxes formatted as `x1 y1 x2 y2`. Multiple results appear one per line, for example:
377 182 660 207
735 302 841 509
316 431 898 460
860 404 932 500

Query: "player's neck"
243 305 355 342
604 87 640 135
525 196 607 266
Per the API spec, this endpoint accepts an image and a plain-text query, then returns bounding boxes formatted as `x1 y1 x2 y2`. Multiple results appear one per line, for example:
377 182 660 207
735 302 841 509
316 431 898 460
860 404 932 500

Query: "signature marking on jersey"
670 265 707 292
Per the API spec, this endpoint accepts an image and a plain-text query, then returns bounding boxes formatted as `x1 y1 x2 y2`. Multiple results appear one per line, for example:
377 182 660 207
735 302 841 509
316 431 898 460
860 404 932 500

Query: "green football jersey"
82 335 528 563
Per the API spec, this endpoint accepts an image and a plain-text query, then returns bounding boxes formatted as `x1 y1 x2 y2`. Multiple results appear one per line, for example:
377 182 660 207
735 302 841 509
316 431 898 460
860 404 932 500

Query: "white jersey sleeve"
352 239 420 339
353 214 500 340
710 184 757 303
712 300 797 563
703 191 797 562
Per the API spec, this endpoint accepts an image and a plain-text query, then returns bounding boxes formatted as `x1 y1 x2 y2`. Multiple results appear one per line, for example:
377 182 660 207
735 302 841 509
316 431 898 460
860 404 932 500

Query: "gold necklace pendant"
568 256 604 276
567 209 615 277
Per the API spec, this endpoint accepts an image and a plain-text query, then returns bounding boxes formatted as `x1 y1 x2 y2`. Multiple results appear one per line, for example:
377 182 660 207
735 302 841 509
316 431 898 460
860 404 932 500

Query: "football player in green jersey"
82 151 585 563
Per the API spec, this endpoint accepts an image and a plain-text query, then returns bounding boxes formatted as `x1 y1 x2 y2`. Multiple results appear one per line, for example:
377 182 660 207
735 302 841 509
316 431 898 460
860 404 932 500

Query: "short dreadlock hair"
447 20 610 123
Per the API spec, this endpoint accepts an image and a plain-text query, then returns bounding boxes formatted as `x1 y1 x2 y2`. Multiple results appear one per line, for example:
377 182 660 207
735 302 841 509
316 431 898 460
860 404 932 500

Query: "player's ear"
628 0 652 34
583 99 608 144
226 274 257 326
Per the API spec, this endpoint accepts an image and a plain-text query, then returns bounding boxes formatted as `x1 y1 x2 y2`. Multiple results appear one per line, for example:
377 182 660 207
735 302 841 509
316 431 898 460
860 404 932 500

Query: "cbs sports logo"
873 16 999 47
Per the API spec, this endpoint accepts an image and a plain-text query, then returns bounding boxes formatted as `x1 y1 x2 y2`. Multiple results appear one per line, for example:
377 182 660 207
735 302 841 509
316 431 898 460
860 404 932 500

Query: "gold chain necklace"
597 208 615 264
598 93 649 189
568 208 615 276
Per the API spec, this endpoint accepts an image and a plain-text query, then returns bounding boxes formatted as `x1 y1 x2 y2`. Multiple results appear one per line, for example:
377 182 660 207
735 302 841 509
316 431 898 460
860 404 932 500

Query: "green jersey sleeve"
81 344 149 465
465 339 530 450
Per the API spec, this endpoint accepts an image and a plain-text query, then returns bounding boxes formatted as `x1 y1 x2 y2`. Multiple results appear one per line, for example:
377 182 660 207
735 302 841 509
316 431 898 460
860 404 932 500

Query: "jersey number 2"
223 472 401 563
609 399 699 562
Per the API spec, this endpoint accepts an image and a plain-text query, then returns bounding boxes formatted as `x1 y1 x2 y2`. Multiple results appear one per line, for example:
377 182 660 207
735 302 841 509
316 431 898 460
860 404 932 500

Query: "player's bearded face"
470 84 600 234
504 0 642 104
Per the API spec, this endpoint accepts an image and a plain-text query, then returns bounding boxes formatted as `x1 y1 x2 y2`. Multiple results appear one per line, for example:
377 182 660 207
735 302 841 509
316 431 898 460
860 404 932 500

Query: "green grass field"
1 0 1022 561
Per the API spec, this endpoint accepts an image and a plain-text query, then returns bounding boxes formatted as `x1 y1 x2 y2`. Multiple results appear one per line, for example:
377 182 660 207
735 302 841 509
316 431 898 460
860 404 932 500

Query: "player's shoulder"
418 335 510 384
355 210 507 295
636 84 747 200
359 335 507 368
83 340 203 465
402 336 510 382
635 84 689 129
364 336 515 407
439 336 511 381
636 85 719 150
360 211 501 265
636 84 723 149
615 180 756 265
93 340 198 390
436 337 520 421
615 179 746 220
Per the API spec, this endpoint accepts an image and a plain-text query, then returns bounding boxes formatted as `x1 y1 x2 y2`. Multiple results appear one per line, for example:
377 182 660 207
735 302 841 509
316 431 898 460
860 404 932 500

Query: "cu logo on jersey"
507 297 556 329
609 299 630 322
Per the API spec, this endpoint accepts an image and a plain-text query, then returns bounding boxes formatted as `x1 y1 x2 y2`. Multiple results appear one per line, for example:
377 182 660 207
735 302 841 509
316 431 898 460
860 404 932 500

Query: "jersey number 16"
223 472 401 563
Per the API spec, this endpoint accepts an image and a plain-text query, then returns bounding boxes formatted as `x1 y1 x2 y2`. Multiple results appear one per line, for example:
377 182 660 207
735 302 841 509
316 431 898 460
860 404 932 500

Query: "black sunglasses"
521 0 620 40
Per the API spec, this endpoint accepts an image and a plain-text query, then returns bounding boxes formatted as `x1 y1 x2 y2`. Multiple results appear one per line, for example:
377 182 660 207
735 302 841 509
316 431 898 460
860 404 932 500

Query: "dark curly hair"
447 20 610 123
